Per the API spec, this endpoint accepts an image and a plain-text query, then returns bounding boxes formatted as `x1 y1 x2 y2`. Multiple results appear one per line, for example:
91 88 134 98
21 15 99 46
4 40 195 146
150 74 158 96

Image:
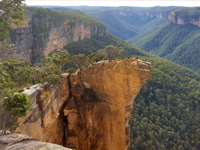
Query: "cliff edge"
15 58 152 150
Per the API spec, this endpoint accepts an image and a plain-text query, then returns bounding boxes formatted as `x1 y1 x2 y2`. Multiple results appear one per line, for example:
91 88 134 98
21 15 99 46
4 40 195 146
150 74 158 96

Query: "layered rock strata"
16 58 152 150
15 74 70 145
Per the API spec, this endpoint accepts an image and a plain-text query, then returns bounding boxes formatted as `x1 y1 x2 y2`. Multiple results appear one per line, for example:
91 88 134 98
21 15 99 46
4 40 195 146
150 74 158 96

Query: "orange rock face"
65 58 152 150
16 58 151 150
16 74 70 145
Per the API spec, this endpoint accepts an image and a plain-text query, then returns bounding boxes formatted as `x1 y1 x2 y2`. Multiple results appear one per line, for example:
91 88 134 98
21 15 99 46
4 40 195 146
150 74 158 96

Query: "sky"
25 0 200 7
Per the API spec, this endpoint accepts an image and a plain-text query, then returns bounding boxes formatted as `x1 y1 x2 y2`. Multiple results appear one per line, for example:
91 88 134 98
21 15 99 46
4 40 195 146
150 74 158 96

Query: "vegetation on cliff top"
26 7 106 28
0 45 125 131
171 7 200 20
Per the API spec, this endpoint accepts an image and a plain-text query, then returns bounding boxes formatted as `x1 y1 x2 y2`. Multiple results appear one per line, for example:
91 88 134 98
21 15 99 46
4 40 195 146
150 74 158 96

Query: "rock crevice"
16 58 152 150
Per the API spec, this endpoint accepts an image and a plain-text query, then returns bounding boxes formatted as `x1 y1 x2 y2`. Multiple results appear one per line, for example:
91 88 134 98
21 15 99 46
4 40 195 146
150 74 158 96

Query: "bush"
66 68 76 73
1 93 31 117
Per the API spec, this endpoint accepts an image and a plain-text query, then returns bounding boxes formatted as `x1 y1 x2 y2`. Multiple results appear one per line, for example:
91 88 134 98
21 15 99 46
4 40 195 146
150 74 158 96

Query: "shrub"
66 68 76 73
1 93 31 117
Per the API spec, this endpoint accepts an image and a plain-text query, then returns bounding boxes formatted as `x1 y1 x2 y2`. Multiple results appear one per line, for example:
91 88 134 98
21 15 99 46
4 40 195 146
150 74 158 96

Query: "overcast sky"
25 0 200 7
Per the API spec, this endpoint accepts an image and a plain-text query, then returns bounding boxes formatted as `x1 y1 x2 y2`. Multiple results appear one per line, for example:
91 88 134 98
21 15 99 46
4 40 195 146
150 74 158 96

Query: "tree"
1 92 30 132
72 54 89 69
1 93 30 117
95 45 124 62
0 0 25 43
104 45 124 61
32 49 71 85
51 49 71 69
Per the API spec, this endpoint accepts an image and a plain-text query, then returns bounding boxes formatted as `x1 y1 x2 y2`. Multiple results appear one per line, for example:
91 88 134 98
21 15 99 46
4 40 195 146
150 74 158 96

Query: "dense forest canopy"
129 22 200 73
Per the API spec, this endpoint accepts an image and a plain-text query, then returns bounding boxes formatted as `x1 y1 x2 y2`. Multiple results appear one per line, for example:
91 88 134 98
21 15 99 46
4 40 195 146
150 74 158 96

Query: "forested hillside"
129 22 200 73
81 7 171 40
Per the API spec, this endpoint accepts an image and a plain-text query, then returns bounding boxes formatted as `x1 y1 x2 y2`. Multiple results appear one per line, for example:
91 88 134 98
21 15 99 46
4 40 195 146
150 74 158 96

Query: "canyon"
15 58 152 150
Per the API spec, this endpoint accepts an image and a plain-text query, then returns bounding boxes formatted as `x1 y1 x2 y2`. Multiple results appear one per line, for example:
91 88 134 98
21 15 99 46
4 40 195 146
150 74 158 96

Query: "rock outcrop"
16 58 152 150
0 133 72 150
145 10 172 19
15 74 70 145
168 11 200 27
0 8 108 62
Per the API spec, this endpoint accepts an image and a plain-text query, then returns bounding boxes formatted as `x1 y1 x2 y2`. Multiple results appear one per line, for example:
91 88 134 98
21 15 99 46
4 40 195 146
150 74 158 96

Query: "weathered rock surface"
0 9 108 62
15 74 70 145
168 11 200 27
16 58 151 150
0 133 72 150
66 58 151 150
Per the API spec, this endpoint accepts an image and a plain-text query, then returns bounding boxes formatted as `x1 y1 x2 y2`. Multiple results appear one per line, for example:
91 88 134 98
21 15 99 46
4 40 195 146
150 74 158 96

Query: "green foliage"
32 49 71 85
72 54 89 69
2 60 32 87
0 49 71 131
98 45 124 61
0 63 10 89
0 0 25 44
65 34 149 57
51 49 71 67
71 45 124 69
1 93 30 117
66 68 76 73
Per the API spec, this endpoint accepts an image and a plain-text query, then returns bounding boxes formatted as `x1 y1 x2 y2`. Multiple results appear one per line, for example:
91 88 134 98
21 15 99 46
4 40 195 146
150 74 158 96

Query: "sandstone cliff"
145 10 171 19
15 58 151 150
0 8 108 62
168 10 200 27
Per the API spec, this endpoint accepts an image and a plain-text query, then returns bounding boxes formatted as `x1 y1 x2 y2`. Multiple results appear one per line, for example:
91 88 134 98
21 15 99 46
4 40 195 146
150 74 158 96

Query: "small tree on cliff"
95 45 124 62
32 49 71 85
0 92 30 133
72 54 90 69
